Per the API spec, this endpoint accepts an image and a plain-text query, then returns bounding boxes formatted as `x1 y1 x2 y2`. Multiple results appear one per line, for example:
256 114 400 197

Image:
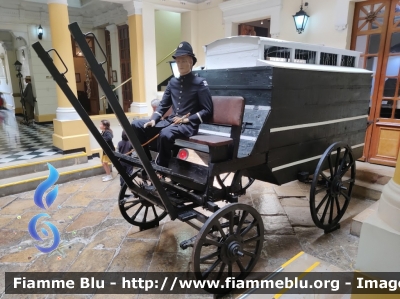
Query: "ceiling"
0 0 122 19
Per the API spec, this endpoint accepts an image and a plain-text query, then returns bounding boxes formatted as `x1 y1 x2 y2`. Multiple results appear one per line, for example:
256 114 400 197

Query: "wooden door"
118 24 132 112
352 0 400 166
105 29 112 85
72 35 100 115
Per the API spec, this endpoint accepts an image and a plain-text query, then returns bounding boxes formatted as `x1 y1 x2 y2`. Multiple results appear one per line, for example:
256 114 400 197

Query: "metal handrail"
100 77 132 101
156 49 175 66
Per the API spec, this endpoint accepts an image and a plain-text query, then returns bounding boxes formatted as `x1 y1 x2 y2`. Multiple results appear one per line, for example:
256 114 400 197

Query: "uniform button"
181 85 183 87
178 102 180 104
180 80 183 82
179 97 181 99
177 108 180 110
180 91 182 93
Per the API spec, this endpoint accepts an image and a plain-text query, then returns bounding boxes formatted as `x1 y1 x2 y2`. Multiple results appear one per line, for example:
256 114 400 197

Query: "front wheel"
191 203 264 294
118 169 168 230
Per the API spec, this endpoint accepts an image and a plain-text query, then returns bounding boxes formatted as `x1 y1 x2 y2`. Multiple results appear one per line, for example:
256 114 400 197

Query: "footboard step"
177 210 198 221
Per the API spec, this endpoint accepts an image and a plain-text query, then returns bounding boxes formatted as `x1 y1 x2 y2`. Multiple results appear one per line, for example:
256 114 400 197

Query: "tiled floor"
0 172 376 298
0 113 60 164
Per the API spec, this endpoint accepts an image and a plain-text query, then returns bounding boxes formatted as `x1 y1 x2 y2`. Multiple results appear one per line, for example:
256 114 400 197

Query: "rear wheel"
309 142 356 233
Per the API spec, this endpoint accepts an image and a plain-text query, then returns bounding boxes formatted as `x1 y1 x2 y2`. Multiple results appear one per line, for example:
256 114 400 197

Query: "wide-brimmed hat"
172 41 197 65
25 76 31 80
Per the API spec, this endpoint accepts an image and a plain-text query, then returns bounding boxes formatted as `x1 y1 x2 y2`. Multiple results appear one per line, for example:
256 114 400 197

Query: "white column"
105 24 123 109
141 1 157 115
356 153 400 271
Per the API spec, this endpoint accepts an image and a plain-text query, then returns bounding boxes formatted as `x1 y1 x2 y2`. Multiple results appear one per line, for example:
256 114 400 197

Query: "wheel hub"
220 235 243 263
228 241 244 258
331 176 343 195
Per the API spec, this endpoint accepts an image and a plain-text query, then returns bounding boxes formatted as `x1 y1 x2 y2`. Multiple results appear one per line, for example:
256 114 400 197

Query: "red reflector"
178 149 189 160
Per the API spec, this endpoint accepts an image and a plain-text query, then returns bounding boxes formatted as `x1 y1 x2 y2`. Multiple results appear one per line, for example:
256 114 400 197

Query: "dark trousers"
25 101 34 121
120 163 133 186
131 119 187 167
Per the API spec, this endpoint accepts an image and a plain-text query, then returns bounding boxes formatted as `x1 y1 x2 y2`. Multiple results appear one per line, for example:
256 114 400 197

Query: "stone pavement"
0 169 375 298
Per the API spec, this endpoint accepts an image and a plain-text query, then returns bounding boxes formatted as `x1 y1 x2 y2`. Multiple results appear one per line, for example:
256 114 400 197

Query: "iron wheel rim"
310 142 356 230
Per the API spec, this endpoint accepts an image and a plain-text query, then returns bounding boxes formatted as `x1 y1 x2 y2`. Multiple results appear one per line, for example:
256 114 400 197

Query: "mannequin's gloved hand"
143 120 155 128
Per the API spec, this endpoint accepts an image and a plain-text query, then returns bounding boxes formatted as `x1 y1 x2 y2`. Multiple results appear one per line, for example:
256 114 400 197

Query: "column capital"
47 0 68 5
105 24 118 33
123 1 142 16
0 41 13 51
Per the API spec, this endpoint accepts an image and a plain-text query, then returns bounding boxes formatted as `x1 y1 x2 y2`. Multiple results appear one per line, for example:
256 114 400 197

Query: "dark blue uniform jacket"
150 72 213 137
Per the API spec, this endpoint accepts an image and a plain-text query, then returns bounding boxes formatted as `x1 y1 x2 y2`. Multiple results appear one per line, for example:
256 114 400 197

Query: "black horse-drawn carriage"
32 23 371 293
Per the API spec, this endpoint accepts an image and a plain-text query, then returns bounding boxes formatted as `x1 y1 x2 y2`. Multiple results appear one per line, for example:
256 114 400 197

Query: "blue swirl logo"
28 163 61 253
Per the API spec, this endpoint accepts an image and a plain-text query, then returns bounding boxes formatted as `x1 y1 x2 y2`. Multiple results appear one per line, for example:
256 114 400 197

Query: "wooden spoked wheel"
192 203 264 294
217 171 255 195
310 142 356 233
118 169 168 229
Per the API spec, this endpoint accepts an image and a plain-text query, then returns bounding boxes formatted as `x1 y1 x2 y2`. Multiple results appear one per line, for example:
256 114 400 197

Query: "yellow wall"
196 2 225 66
155 10 181 84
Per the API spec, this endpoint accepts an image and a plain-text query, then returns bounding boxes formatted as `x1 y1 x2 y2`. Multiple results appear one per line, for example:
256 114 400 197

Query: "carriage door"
352 0 400 166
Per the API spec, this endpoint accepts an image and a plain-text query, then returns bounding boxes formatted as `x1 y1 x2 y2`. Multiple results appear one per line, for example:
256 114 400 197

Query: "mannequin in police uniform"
131 41 213 167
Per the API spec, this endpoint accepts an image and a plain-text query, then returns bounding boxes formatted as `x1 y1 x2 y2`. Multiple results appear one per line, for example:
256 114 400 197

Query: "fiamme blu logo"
28 163 60 253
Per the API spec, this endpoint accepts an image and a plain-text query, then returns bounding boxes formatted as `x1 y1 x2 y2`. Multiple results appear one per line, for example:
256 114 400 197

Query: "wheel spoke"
243 235 262 244
215 221 226 239
316 193 329 213
200 251 220 263
242 250 255 258
203 238 223 247
151 205 158 219
340 191 350 201
236 259 245 272
320 196 331 224
339 149 349 172
202 259 221 279
221 173 231 183
143 206 148 223
229 211 234 234
342 178 355 184
124 199 140 210
216 262 226 280
315 185 328 195
237 210 249 234
334 148 340 175
131 204 144 220
328 155 334 177
341 161 354 176
321 171 330 181
335 195 341 215
329 196 334 224
240 219 257 237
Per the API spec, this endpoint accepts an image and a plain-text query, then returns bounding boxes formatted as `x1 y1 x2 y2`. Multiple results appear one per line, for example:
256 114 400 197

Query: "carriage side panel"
265 68 371 185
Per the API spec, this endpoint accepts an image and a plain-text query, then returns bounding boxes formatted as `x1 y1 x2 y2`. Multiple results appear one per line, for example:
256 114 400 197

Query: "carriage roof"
203 36 370 72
